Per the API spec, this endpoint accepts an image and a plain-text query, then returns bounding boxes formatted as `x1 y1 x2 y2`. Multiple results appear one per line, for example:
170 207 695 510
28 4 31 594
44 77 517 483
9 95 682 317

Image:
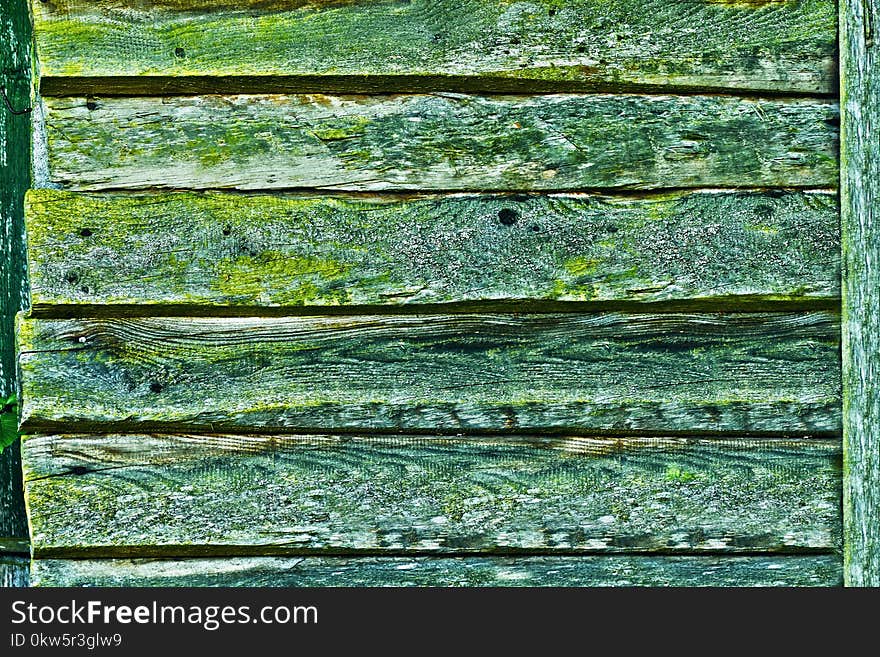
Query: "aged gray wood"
31 0 837 96
17 313 841 435
24 189 840 313
0 0 32 547
21 434 841 555
841 0 880 586
0 556 29 587
40 94 839 192
29 555 843 587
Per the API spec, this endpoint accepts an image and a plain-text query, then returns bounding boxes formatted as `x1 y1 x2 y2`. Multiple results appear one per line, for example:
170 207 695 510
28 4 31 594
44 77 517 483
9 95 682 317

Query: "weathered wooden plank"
0 556 29 588
0 0 32 548
21 434 842 555
24 189 840 313
17 313 841 435
40 94 839 192
31 0 837 96
841 0 880 587
29 555 843 588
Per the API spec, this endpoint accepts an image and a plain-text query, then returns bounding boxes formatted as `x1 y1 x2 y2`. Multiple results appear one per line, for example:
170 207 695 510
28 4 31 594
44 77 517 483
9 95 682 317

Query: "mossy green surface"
25 189 839 309
41 94 839 192
34 0 836 94
18 313 841 434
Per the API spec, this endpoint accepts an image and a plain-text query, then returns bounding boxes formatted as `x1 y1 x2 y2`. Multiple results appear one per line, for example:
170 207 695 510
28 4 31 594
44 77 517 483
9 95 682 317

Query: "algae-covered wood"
17 313 841 435
25 189 840 313
29 555 843 588
21 434 841 555
40 94 839 192
31 0 837 96
841 0 880 586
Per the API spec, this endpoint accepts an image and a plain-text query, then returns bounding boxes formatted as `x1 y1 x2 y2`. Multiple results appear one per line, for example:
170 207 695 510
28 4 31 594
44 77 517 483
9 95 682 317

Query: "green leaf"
0 394 19 452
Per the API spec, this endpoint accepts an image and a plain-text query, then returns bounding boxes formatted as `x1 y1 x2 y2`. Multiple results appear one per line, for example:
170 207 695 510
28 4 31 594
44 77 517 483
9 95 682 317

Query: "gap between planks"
38 77 843 99
25 300 844 320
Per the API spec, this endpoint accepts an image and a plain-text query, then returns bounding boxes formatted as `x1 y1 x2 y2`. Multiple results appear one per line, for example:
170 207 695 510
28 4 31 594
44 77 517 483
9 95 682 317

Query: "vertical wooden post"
0 0 31 564
842 0 880 586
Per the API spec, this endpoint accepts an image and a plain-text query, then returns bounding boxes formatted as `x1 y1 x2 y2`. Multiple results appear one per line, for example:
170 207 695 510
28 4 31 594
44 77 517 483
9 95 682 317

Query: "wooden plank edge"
28 546 842 559
28 555 843 587
17 422 844 440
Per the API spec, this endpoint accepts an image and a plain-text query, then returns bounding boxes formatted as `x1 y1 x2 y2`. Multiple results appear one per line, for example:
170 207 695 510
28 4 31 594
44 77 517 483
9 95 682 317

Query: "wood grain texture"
0 0 32 546
841 0 880 587
0 557 29 587
29 555 843 587
21 434 842 555
40 94 839 192
17 313 841 435
24 189 840 313
31 0 837 95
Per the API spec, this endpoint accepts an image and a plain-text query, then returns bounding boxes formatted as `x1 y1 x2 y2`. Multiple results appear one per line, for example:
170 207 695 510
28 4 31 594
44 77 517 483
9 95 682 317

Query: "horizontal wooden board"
21 434 841 555
0 538 30 555
0 556 29 587
17 313 841 435
40 94 839 192
24 189 840 312
32 0 837 96
29 555 843 587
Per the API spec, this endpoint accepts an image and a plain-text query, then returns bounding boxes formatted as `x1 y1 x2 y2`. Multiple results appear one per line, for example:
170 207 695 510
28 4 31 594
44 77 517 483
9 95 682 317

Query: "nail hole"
174 47 186 58
149 382 164 394
530 224 541 233
548 8 557 16
754 204 774 221
222 226 232 236
606 225 619 234
498 208 519 226
85 100 97 111
65 271 79 284
78 227 93 237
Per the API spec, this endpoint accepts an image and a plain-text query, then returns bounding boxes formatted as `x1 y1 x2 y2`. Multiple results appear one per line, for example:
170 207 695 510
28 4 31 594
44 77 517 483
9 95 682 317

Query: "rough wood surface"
29 555 843 588
0 556 29 587
31 0 837 96
0 0 32 547
21 434 841 555
40 94 839 192
25 189 840 313
841 0 880 587
17 313 841 435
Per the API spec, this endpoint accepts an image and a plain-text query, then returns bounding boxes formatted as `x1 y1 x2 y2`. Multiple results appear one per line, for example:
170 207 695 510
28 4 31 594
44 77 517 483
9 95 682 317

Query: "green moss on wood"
17 313 841 434
33 0 837 94
24 189 839 310
22 434 841 554
40 94 839 192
